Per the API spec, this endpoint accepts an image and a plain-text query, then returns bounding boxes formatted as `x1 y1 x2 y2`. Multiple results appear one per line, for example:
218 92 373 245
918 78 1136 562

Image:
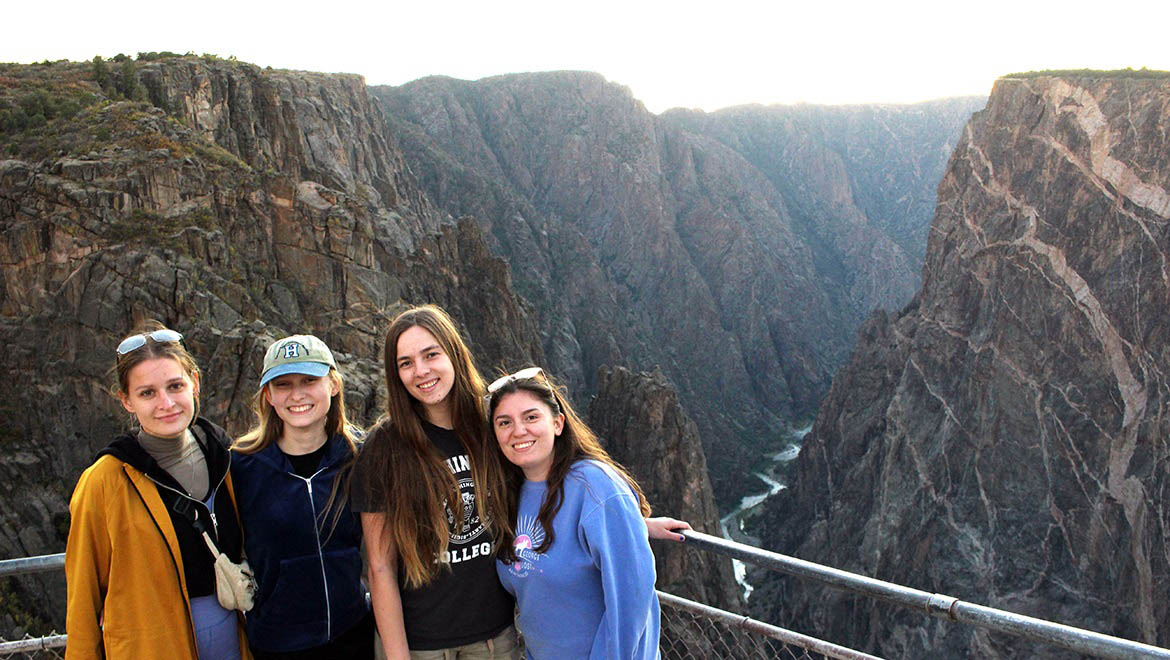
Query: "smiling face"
493 390 564 482
264 371 338 435
396 325 457 427
119 356 199 439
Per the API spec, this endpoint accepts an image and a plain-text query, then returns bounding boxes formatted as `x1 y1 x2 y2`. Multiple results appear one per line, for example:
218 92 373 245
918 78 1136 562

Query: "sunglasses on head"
486 367 544 395
116 329 184 356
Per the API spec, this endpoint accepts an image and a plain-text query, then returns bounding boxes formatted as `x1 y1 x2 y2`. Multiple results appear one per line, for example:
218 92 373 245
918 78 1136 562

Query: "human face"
264 372 337 435
119 357 199 439
396 325 456 426
492 390 563 482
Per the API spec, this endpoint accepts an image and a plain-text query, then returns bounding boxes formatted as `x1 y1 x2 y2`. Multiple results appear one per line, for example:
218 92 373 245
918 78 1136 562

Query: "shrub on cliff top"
1003 67 1170 80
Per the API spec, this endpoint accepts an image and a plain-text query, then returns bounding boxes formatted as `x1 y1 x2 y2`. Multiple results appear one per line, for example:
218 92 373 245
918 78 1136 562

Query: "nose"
159 390 177 409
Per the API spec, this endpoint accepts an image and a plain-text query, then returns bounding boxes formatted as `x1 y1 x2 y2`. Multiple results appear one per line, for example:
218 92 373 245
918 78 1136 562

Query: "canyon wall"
373 74 980 500
755 73 1170 657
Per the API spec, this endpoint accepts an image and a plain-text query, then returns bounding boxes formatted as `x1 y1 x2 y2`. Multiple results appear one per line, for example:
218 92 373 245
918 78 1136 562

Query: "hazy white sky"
6 0 1169 113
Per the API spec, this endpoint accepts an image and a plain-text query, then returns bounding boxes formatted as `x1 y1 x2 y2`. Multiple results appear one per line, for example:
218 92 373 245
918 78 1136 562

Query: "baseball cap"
260 335 337 387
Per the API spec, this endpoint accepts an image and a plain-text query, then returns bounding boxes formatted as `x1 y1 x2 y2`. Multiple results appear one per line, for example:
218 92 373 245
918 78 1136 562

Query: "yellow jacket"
65 438 252 659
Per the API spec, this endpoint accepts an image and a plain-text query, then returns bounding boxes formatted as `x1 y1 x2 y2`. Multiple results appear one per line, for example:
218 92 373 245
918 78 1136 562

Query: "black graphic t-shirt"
352 420 514 650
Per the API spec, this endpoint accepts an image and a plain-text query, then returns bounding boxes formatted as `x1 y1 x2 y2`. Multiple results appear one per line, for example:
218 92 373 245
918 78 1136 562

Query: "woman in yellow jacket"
65 323 250 659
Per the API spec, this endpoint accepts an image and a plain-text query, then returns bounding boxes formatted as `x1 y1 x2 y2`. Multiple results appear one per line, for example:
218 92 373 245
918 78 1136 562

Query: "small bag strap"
201 530 222 559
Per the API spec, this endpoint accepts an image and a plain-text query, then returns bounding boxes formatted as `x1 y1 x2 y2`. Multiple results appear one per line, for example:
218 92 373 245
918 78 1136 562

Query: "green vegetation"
135 51 184 62
104 206 222 247
1003 67 1170 80
0 58 255 173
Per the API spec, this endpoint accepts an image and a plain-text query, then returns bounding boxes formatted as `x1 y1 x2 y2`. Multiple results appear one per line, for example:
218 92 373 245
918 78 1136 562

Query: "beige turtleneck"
137 428 209 501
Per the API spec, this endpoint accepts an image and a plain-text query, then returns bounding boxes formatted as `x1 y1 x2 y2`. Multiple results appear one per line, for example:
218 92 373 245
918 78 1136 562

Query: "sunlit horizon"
4 0 1169 114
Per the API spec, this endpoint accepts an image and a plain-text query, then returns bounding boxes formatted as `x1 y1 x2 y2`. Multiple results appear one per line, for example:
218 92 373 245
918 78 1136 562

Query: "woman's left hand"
645 516 691 542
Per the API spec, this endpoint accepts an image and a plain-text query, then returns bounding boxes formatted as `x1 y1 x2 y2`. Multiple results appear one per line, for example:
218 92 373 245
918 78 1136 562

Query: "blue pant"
191 594 241 659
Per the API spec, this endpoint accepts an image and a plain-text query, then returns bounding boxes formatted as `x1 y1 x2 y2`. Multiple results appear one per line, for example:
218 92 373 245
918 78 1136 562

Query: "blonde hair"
235 342 361 537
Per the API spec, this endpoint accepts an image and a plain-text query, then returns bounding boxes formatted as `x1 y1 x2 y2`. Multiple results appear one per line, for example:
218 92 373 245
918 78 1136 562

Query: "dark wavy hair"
485 369 650 563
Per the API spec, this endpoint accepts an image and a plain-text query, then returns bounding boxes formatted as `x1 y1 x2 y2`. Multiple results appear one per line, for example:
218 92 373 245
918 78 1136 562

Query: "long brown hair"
485 369 651 563
234 344 361 537
112 319 201 418
361 305 505 587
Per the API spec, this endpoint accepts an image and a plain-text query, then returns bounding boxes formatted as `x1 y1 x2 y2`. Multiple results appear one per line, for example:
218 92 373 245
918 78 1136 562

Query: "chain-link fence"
0 600 868 660
0 634 65 659
659 591 879 660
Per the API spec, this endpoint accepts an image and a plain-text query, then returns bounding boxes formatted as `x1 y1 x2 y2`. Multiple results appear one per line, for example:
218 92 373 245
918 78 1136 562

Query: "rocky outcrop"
755 73 1170 657
373 73 979 502
0 57 543 636
588 366 741 610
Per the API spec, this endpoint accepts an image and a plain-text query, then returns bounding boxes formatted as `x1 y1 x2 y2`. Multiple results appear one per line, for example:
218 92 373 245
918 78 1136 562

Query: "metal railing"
0 551 872 658
5 536 1170 658
0 554 65 657
679 530 1170 659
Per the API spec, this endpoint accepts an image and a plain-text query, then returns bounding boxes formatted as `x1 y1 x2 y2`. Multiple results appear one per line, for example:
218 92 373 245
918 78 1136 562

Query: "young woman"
65 323 248 659
353 306 520 659
231 334 374 659
486 367 660 659
354 305 688 659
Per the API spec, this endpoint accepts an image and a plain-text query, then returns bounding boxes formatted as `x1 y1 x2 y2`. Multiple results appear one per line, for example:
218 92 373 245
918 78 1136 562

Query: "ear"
329 373 340 397
119 391 135 414
263 384 273 407
190 371 200 399
552 413 565 437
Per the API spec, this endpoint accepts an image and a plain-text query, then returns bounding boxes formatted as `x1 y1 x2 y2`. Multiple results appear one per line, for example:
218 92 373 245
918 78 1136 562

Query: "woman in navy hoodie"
231 335 373 659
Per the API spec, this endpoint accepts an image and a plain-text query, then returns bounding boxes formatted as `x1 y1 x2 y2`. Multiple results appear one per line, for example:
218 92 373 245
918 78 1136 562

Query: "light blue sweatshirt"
497 460 660 659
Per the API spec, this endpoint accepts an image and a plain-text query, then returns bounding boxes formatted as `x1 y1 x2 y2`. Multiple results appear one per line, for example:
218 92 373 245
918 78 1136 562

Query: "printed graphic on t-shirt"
441 454 490 562
505 514 545 578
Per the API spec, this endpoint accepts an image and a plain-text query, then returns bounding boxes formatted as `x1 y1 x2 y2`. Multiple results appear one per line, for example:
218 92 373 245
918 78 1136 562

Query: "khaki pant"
408 626 521 660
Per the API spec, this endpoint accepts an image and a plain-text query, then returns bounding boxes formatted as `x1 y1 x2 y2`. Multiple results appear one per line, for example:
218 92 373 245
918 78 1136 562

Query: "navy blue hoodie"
230 434 369 653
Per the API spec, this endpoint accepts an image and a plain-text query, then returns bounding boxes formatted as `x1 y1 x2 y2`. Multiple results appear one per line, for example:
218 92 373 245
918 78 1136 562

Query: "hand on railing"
646 517 692 542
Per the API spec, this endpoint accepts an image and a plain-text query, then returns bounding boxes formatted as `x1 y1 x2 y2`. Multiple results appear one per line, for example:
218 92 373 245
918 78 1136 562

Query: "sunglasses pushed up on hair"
487 367 545 395
116 329 184 356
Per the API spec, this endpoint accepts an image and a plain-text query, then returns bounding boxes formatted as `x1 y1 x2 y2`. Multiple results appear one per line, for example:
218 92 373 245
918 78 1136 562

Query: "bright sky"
5 0 1169 113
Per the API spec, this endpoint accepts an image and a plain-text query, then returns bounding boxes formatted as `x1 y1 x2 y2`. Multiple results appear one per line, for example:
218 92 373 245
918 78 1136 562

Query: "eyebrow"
133 377 185 393
496 407 541 420
398 344 441 361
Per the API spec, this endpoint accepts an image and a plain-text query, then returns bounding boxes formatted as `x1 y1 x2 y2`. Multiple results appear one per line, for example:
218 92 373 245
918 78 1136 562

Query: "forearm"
362 513 411 660
368 563 410 659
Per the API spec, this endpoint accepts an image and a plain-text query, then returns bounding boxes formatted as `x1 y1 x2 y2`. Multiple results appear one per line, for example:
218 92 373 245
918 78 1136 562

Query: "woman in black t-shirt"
354 305 519 658
353 305 691 659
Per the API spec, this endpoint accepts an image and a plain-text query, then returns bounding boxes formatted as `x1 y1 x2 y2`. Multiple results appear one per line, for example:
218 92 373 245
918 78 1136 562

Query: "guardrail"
0 551 874 659
679 530 1170 659
6 538 1170 659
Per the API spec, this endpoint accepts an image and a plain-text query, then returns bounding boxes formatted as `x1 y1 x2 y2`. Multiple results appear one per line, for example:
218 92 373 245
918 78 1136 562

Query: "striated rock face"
373 73 978 502
755 74 1170 657
663 98 985 310
0 57 543 635
588 366 741 610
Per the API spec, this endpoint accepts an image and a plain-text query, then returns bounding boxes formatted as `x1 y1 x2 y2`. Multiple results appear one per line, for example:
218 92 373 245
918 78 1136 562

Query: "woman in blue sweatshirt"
485 367 661 659
231 335 374 659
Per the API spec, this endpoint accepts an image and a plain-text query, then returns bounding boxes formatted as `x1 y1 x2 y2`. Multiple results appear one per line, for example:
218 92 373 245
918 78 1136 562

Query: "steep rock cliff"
755 73 1170 657
663 98 985 309
0 57 543 635
588 366 741 610
372 73 978 502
